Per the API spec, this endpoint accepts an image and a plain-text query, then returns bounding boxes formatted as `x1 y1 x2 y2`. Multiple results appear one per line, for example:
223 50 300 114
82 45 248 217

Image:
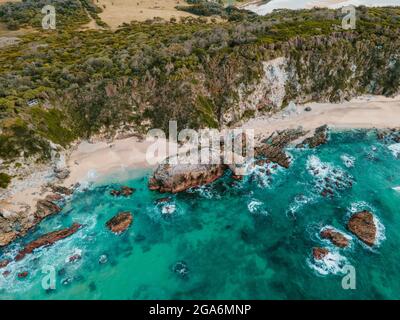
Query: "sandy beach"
243 95 400 140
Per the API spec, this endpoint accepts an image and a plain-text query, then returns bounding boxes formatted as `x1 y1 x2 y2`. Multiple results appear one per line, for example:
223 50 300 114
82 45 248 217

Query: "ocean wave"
307 250 349 276
388 143 400 158
286 194 315 217
306 155 353 196
247 199 269 216
340 154 356 168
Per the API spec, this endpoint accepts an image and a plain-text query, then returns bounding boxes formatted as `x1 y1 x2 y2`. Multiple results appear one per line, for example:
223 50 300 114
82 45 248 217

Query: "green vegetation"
0 3 399 169
0 0 90 30
0 172 11 188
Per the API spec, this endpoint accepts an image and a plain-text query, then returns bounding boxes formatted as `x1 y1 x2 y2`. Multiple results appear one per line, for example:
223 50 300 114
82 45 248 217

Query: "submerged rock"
17 271 29 279
172 261 189 278
106 212 133 234
313 247 329 260
15 223 82 261
297 125 328 149
320 228 349 248
149 161 226 193
347 210 377 246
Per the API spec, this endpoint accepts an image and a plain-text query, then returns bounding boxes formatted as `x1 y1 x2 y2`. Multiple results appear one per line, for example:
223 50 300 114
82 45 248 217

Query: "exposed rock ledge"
320 228 349 248
106 212 133 234
347 210 377 246
15 223 82 261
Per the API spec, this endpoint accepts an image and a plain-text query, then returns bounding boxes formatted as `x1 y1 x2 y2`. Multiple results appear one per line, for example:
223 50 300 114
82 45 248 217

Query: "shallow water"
1 130 400 299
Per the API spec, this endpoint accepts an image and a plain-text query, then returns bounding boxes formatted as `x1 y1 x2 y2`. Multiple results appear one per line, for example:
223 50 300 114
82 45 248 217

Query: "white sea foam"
247 199 269 216
306 155 353 195
388 143 400 158
307 250 349 276
340 154 355 168
392 186 400 192
161 204 176 215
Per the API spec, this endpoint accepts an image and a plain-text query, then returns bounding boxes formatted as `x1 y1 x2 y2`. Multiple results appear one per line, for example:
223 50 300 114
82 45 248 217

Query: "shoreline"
1 94 400 247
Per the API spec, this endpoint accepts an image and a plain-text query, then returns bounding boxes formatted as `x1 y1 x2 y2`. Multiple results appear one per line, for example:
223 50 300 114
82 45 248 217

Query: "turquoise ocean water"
1 130 400 299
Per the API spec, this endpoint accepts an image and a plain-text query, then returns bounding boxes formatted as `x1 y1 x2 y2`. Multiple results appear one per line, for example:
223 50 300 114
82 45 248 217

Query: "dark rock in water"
231 174 243 181
35 199 61 220
297 125 328 149
89 281 97 292
347 210 377 246
68 253 81 263
17 271 28 279
255 128 306 168
15 223 82 261
0 259 10 269
2 270 10 277
320 228 349 248
155 197 172 204
134 234 146 242
173 261 189 278
110 186 135 197
313 247 329 260
106 212 133 234
149 159 226 193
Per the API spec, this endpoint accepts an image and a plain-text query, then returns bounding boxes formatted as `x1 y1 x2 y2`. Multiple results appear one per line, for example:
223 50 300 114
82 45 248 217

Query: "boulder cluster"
312 210 378 262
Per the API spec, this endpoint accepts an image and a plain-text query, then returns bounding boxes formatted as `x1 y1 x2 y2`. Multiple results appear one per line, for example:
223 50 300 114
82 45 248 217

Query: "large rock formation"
320 228 349 248
106 212 133 234
255 128 306 168
149 150 226 193
15 223 82 261
347 210 377 246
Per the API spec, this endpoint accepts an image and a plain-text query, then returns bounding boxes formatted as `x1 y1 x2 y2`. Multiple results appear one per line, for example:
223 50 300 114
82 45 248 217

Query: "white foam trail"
392 186 400 192
388 143 400 158
247 199 269 216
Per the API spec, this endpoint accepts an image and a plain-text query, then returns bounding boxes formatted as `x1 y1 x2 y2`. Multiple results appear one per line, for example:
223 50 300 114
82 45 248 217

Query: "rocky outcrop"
35 198 61 221
313 247 329 260
110 186 135 197
0 231 18 247
347 210 377 246
17 271 28 279
255 128 306 168
106 212 133 234
320 228 349 248
15 223 82 261
297 125 328 148
50 185 73 196
0 259 10 269
149 161 226 193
